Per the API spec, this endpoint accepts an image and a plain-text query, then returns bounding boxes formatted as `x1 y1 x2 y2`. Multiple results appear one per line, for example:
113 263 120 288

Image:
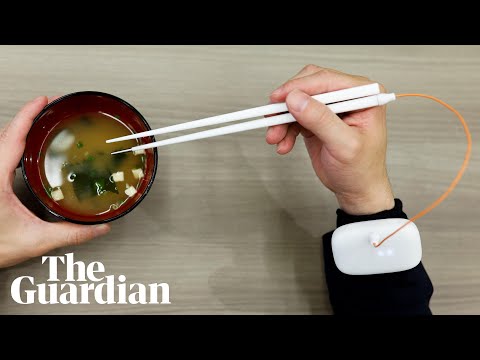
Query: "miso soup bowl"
21 91 158 224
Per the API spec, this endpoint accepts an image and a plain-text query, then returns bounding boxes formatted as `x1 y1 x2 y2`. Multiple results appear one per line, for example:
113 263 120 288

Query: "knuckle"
378 82 387 93
280 80 296 92
65 230 85 247
314 67 329 76
354 75 386 92
305 101 334 130
311 68 330 82
287 67 329 91
357 75 372 82
303 64 320 72
351 74 373 84
311 100 330 120
272 82 287 95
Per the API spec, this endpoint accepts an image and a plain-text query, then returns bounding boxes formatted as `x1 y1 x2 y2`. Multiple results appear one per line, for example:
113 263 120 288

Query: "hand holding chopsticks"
107 83 396 155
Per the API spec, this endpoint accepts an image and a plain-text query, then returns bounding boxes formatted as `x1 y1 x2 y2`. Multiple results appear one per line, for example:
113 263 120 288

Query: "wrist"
335 182 395 216
335 199 407 229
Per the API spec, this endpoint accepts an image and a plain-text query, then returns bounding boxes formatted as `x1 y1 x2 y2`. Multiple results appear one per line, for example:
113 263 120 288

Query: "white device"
331 218 422 275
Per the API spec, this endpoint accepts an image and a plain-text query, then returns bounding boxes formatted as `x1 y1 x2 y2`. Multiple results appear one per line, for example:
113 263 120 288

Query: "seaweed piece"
93 173 119 195
104 177 119 194
111 151 127 167
65 159 119 200
72 172 96 200
94 178 105 195
77 141 84 149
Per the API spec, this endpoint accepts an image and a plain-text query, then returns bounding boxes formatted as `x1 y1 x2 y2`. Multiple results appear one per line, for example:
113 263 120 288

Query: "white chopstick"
111 93 396 155
107 83 380 144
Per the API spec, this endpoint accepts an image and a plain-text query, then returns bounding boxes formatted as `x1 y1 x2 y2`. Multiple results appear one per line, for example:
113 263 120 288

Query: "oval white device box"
332 218 422 275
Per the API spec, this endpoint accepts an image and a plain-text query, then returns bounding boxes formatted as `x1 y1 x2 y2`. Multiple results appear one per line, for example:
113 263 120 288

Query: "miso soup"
40 113 146 216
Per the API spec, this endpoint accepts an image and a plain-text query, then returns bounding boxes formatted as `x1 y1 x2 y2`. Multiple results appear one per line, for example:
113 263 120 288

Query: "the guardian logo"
10 253 170 305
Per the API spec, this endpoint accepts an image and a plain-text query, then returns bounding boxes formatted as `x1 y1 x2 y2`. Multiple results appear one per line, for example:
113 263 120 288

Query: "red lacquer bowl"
21 91 158 224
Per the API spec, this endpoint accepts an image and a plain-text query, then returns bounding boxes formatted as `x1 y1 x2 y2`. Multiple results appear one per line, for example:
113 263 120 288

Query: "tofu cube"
131 168 144 179
125 186 137 197
51 188 64 201
133 149 146 156
112 171 124 182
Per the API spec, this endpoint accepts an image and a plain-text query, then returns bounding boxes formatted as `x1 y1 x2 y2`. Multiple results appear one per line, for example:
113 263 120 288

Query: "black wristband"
336 198 407 228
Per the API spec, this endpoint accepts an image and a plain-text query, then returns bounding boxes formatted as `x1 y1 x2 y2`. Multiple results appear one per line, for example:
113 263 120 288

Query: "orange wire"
374 94 472 248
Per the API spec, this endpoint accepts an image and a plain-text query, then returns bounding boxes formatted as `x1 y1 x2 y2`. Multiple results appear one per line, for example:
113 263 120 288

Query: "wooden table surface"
0 46 478 314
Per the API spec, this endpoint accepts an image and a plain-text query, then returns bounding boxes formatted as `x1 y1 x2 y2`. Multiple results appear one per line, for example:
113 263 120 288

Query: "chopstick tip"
111 148 132 155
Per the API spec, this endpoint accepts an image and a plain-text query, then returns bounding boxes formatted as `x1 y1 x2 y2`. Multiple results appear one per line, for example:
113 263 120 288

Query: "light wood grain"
0 45 478 314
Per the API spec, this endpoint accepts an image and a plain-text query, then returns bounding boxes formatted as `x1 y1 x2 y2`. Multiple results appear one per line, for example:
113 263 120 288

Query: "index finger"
270 68 373 103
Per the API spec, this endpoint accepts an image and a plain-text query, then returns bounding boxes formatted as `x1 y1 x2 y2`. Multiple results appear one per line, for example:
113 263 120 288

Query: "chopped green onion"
44 185 53 198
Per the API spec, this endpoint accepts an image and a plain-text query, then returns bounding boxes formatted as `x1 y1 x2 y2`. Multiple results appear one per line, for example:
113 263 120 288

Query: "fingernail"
266 127 274 139
287 90 309 112
270 87 283 97
93 224 110 234
33 96 45 103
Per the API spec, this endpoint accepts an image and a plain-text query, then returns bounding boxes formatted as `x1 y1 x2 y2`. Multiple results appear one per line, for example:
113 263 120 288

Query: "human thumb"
285 89 353 148
40 222 111 252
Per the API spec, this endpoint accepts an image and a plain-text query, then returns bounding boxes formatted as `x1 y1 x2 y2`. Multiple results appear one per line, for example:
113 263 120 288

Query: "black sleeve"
323 199 434 315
